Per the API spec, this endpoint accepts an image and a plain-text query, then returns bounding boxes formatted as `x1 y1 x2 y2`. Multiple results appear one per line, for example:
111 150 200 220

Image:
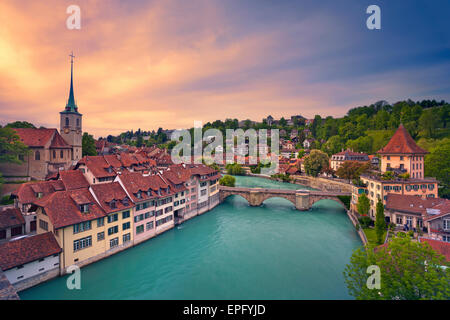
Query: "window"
123 222 130 231
60 150 64 158
396 216 403 224
80 204 89 213
406 216 412 227
146 221 154 230
155 209 163 217
110 237 119 248
73 236 92 252
53 150 56 159
65 117 69 126
0 230 5 240
122 210 130 219
76 118 80 127
165 206 173 213
444 219 450 231
108 225 119 235
39 219 48 231
443 235 450 243
136 225 144 234
123 233 131 243
35 151 40 161
73 221 91 234
97 217 104 227
201 189 207 196
97 232 105 241
11 226 23 237
107 214 118 223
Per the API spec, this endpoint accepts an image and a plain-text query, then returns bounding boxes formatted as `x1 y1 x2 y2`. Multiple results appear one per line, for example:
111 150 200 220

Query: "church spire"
63 51 80 114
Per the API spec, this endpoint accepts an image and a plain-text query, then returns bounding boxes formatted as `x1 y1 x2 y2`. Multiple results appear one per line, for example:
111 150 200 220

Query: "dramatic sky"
0 0 449 137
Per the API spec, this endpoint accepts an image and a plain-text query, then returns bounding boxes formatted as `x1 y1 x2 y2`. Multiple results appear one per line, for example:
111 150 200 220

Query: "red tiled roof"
59 170 90 190
0 232 61 271
90 182 133 213
419 238 450 262
423 200 450 221
77 155 116 178
49 131 71 148
378 124 428 154
385 194 446 215
0 208 25 229
103 154 123 169
118 171 162 202
33 189 106 229
12 128 57 147
12 180 65 205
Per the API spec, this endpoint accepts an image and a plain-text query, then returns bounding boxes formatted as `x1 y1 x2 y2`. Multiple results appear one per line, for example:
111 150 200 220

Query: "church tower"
60 52 83 162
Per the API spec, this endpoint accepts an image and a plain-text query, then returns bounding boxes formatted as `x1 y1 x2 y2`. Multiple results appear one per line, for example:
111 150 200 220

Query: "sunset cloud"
0 0 449 137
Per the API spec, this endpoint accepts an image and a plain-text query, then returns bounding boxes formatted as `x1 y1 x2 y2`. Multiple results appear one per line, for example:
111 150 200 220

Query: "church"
0 54 83 180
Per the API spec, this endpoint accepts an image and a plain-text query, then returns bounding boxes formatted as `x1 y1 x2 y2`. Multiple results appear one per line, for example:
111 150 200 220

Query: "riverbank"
20 175 361 300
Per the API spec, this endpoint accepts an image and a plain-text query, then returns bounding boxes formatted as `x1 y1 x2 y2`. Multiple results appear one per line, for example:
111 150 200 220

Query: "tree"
225 163 244 175
5 121 36 129
219 175 236 187
303 149 329 177
0 127 30 164
424 138 450 198
375 200 386 245
336 161 369 181
357 193 370 216
82 132 97 156
322 135 344 155
343 235 450 300
136 135 143 148
419 109 440 138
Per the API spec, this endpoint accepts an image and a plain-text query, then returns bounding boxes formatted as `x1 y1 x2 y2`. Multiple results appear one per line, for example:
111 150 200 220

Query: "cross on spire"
62 51 80 114
69 51 75 64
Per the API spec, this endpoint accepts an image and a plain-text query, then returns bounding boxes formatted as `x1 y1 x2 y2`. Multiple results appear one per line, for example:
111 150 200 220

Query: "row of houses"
0 161 220 291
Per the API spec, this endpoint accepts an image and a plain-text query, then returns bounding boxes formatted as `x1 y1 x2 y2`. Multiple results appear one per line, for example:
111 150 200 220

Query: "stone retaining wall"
14 268 60 293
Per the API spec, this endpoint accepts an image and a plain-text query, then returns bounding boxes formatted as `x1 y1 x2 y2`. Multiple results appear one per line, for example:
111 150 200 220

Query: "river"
20 175 361 299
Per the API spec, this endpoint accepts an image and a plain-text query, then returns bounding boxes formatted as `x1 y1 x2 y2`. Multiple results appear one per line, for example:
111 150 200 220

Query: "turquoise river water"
20 176 361 299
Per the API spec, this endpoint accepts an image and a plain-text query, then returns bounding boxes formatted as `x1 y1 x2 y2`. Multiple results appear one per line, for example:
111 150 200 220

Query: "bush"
358 216 373 228
407 230 414 238
388 222 396 231
219 175 236 187
397 231 406 238
0 195 13 205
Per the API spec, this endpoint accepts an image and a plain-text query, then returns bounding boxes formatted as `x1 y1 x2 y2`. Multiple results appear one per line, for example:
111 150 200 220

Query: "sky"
0 0 449 138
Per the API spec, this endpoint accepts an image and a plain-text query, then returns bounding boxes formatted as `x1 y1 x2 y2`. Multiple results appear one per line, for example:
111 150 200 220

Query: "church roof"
61 53 81 115
13 128 58 147
49 130 71 148
377 124 428 155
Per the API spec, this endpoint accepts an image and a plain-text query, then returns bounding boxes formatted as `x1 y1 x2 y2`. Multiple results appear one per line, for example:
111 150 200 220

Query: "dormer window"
107 167 113 173
110 200 116 209
136 191 142 199
122 197 129 206
80 204 89 213
36 192 43 199
147 190 152 197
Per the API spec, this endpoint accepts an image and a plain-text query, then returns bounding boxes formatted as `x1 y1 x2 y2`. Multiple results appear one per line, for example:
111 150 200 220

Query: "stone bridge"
219 186 350 211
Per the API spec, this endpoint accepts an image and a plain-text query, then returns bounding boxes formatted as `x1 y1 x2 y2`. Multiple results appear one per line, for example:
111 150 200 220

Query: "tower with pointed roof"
60 52 83 162
378 124 428 178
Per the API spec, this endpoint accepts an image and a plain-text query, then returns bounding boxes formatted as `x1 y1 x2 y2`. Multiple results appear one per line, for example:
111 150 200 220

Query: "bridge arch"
309 197 347 211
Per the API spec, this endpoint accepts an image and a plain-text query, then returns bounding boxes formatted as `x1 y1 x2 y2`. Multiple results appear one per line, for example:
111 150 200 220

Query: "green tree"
82 132 97 156
5 121 36 129
375 200 386 245
357 193 370 216
303 149 329 177
0 127 30 164
424 138 450 198
219 175 236 187
343 235 450 300
322 135 344 155
419 109 441 138
225 163 244 175
136 135 143 147
336 161 369 181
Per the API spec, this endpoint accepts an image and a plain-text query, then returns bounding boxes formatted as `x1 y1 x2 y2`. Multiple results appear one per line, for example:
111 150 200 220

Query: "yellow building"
353 124 439 219
33 183 134 274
